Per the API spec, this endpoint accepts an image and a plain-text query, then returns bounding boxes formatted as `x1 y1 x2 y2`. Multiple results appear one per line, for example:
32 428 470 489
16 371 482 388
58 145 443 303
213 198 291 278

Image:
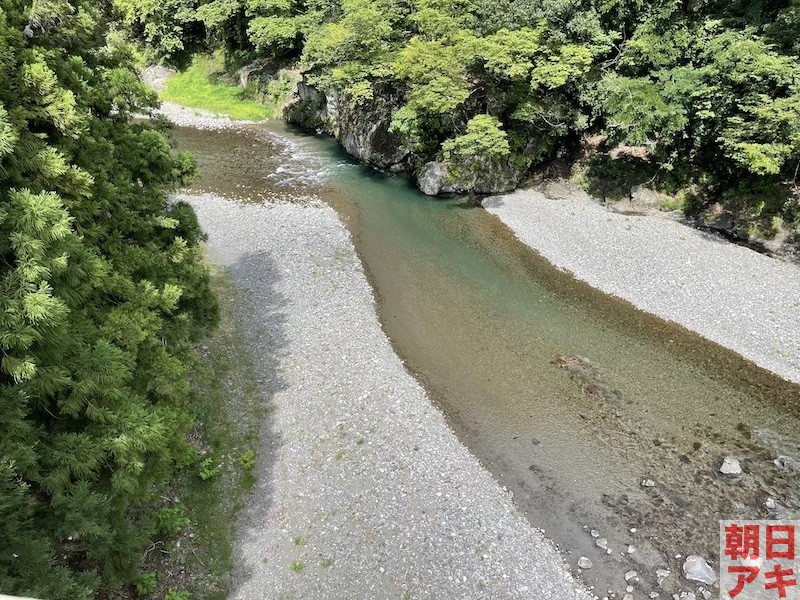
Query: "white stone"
578 557 593 569
683 555 717 585
719 456 742 475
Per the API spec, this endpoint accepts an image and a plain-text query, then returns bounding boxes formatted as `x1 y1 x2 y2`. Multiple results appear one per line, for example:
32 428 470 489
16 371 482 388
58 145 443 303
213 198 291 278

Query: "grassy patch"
161 54 275 121
136 269 266 600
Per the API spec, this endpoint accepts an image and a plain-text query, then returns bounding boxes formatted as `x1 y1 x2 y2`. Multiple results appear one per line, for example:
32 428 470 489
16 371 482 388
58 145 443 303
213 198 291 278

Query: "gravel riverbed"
483 187 800 385
182 192 591 599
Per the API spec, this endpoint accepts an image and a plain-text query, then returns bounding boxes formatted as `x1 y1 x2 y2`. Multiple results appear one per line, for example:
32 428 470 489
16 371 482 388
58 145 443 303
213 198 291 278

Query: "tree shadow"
218 249 289 590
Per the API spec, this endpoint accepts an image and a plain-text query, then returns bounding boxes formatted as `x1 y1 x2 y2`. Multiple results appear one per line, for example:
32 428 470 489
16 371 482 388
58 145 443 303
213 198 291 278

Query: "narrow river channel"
172 121 800 598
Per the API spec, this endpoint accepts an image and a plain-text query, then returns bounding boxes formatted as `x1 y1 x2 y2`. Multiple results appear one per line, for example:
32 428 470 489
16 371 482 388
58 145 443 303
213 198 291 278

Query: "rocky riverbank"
483 182 800 385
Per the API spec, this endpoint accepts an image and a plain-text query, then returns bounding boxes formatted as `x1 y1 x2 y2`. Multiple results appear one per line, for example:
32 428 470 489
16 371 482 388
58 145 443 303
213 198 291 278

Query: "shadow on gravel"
224 250 290 591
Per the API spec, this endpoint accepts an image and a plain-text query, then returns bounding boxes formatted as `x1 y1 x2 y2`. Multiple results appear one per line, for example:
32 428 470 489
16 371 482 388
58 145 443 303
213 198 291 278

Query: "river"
172 121 800 598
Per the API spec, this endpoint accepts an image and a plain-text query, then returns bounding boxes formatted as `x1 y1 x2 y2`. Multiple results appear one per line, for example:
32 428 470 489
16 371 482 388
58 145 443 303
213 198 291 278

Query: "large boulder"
416 157 524 196
284 80 330 131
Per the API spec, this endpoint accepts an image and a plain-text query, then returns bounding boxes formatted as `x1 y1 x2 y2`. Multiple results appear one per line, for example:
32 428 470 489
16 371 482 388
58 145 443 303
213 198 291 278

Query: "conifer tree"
0 0 217 596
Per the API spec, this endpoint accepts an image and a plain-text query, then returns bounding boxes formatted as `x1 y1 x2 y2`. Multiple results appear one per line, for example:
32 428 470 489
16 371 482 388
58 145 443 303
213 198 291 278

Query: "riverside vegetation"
0 1 272 598
118 0 800 244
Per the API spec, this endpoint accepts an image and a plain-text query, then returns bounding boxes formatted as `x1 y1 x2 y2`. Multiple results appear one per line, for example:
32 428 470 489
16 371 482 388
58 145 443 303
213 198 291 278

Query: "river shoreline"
161 104 592 597
159 101 800 599
183 192 591 599
483 185 800 386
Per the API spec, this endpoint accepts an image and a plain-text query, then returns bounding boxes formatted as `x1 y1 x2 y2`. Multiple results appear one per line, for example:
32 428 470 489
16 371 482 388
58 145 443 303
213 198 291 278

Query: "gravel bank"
182 192 591 599
155 101 248 129
483 187 800 384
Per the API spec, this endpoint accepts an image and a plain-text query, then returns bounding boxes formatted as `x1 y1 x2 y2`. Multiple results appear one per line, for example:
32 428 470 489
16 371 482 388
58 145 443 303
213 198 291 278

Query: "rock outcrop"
287 80 529 194
286 81 409 172
416 158 525 196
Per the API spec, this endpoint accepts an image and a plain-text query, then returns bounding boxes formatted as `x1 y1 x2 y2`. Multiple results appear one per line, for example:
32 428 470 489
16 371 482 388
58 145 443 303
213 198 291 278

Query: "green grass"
161 54 275 121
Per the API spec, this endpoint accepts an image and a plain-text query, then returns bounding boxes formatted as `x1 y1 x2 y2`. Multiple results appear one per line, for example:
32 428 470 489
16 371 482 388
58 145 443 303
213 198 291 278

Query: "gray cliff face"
417 159 525 196
286 81 528 195
286 82 409 171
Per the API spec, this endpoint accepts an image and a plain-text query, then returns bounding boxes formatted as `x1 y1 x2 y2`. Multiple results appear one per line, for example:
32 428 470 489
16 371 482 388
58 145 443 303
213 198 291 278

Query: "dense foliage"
0 0 217 597
121 0 800 227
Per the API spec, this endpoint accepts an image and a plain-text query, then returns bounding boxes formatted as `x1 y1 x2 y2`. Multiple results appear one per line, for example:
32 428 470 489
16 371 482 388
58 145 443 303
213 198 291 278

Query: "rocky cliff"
285 81 528 196
286 82 410 172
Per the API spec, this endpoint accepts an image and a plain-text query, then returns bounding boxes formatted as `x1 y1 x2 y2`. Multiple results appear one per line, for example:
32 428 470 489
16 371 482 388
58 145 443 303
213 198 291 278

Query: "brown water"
173 122 800 598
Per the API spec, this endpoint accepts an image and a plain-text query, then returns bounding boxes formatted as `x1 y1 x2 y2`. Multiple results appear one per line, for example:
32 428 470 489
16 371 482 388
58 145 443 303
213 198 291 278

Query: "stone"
719 456 742 475
596 538 609 550
418 162 451 196
140 65 176 93
683 555 717 585
416 157 523 196
623 595 633 600
766 497 778 509
286 83 409 172
627 544 637 554
578 556 593 569
590 529 600 538
625 570 638 582
642 479 656 487
630 185 673 209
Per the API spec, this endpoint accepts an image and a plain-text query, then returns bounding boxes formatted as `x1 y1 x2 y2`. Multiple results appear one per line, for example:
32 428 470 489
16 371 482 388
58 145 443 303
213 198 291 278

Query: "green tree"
0 0 217 596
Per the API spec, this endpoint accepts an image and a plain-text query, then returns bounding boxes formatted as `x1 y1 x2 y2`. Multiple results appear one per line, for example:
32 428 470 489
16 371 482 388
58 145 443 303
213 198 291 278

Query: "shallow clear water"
173 122 800 597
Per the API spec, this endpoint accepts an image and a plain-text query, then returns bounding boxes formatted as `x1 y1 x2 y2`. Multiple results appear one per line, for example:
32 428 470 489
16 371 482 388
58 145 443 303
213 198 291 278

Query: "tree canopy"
121 0 800 226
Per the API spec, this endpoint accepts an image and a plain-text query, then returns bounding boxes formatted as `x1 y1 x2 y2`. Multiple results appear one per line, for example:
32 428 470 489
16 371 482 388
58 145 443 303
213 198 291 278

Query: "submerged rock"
682 555 717 585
